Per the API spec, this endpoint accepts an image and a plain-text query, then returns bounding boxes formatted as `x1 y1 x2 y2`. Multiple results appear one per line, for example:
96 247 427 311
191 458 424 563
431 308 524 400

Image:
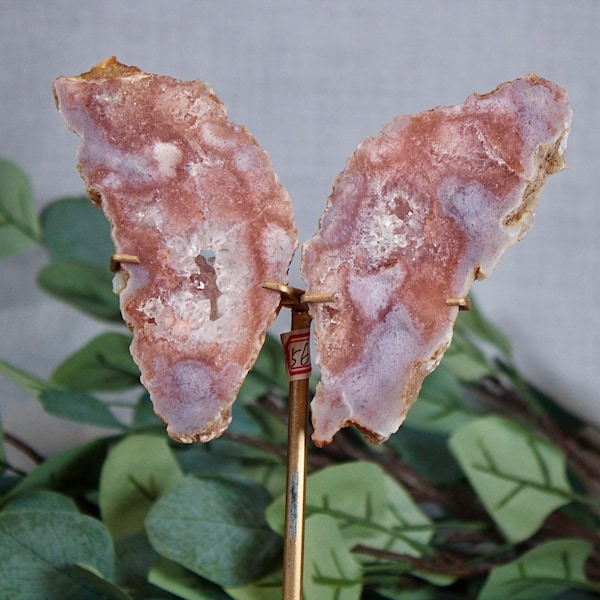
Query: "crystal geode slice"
54 57 298 443
302 75 571 447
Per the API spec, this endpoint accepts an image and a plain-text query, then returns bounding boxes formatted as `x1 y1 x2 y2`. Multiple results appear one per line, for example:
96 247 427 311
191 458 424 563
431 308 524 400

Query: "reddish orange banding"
302 75 571 446
54 58 298 443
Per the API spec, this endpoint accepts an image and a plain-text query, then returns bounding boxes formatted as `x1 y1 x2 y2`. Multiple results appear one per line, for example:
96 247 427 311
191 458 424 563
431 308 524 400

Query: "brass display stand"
263 282 334 600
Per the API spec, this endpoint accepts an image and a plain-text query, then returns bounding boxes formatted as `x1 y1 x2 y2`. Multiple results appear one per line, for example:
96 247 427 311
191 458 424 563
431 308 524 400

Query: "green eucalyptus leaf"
239 402 288 446
0 412 5 477
498 359 586 433
238 334 288 401
0 225 35 258
0 359 123 428
442 330 494 382
146 476 281 588
3 489 78 513
149 557 232 599
40 196 113 266
404 364 477 434
552 592 600 600
114 533 160 590
227 401 267 438
449 416 573 542
267 461 388 547
225 573 281 600
477 538 594 600
39 388 125 429
113 533 181 598
379 473 435 557
174 442 252 479
64 564 133 599
0 510 115 599
303 514 362 600
51 332 139 391
173 438 285 500
372 590 422 599
374 587 455 599
267 462 433 556
99 434 183 539
237 459 287 499
0 358 49 397
132 390 163 427
227 591 278 600
0 475 19 496
560 501 599 533
2 437 112 504
0 159 40 258
387 428 464 485
527 381 586 433
0 222 38 258
37 259 122 321
454 297 512 357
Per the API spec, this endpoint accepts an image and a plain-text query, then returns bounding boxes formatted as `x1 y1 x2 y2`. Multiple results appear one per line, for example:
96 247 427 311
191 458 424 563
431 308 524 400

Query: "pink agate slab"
54 57 298 443
302 75 571 447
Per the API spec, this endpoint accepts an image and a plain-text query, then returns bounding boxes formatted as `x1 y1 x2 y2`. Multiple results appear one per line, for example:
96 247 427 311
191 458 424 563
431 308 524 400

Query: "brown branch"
325 428 494 524
3 432 44 465
257 393 289 422
535 510 600 546
478 375 600 497
253 379 600 576
221 428 333 470
538 413 600 490
221 430 288 461
353 543 496 579
586 551 600 582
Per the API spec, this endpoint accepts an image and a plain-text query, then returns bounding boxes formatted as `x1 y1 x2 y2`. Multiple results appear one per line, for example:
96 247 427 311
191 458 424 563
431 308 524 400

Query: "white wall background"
1 0 598 461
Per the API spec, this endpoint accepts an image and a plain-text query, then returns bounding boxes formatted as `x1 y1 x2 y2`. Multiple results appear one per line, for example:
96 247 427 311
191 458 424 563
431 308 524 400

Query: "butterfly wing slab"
301 75 571 446
53 58 298 442
54 62 570 448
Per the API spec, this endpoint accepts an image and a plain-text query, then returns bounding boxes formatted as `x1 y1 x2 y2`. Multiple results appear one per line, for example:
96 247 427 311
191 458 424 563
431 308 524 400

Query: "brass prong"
110 253 141 273
446 296 471 311
301 292 337 304
262 281 305 306
263 282 337 308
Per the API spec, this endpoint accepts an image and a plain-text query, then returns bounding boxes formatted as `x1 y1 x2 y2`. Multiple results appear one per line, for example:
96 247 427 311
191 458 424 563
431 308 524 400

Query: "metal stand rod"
282 306 311 600
262 281 336 599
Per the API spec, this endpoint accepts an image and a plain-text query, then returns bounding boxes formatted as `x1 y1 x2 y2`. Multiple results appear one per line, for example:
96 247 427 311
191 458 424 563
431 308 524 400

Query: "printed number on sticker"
281 328 311 381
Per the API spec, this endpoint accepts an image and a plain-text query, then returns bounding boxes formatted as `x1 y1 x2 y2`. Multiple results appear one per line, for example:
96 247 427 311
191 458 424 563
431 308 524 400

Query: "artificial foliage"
1 157 600 599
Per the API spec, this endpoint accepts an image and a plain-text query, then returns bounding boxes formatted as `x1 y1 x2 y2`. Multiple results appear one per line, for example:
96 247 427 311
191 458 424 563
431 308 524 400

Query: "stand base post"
282 306 311 600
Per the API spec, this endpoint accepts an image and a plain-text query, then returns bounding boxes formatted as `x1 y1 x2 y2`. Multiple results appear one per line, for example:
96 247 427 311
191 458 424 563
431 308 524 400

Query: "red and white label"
281 328 311 382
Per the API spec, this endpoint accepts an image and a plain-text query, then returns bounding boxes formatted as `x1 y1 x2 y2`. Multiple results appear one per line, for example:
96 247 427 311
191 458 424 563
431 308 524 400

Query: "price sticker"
281 328 311 382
